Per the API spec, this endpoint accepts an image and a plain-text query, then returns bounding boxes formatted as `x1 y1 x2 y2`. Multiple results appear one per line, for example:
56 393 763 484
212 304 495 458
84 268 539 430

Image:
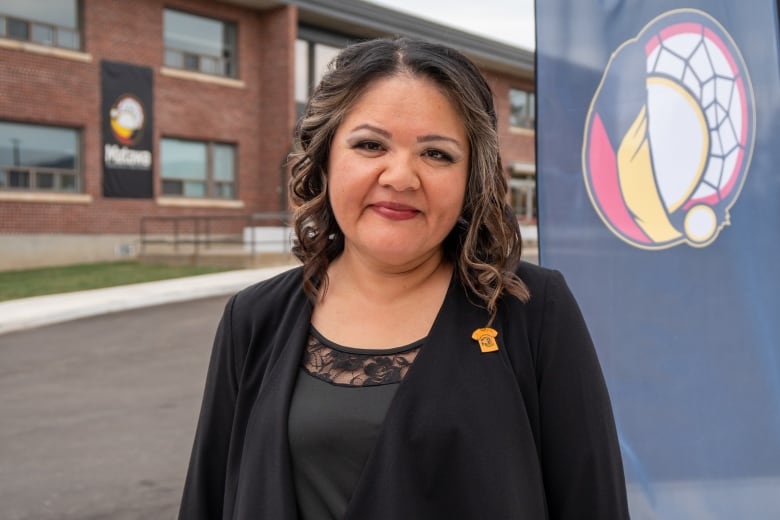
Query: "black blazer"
179 262 629 519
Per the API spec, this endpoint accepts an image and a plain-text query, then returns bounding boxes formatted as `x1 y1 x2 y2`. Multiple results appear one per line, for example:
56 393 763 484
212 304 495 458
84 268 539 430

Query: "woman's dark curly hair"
289 36 529 319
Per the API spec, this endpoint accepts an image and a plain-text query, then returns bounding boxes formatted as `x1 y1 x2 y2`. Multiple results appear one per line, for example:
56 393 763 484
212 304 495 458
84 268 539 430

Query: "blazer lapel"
232 292 312 520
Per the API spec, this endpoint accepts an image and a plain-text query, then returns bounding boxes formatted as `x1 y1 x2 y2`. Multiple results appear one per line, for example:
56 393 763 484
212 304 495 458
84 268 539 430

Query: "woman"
179 37 629 519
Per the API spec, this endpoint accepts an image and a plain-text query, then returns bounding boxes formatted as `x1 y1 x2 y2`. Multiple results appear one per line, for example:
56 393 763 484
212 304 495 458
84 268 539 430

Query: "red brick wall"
485 71 536 171
0 0 532 236
0 0 296 234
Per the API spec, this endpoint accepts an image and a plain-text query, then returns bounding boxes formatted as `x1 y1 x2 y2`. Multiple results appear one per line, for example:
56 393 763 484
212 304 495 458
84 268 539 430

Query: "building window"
161 138 236 199
0 121 81 192
164 9 237 78
509 88 535 130
0 0 81 50
509 163 537 224
295 35 345 119
510 176 537 224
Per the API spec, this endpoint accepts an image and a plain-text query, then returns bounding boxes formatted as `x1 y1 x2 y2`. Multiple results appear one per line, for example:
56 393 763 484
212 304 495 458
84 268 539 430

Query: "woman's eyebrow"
349 124 463 149
417 134 462 147
349 124 391 137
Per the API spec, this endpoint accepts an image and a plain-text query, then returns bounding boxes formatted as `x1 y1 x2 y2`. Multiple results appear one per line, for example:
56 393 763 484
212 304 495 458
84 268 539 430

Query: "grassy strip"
0 261 233 302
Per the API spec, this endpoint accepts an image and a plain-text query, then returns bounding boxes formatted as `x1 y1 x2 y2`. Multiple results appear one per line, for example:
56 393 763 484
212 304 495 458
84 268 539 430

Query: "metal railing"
139 212 293 260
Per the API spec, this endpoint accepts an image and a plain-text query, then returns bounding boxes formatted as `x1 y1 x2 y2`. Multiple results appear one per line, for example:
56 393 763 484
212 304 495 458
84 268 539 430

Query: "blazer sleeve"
178 295 241 520
534 270 630 519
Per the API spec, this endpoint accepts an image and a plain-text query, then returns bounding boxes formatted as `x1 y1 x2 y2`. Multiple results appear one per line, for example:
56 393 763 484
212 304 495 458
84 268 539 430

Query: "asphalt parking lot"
0 295 230 520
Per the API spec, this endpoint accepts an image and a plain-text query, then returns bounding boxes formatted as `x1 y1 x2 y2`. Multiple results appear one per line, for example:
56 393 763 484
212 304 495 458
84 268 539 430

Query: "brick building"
0 0 535 270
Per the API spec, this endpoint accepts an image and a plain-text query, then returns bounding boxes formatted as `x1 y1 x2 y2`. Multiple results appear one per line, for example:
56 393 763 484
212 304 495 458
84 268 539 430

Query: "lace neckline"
302 328 424 387
310 327 425 355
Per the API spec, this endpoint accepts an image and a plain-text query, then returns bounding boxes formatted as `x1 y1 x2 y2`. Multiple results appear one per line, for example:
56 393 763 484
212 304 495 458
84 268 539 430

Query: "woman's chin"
347 242 442 270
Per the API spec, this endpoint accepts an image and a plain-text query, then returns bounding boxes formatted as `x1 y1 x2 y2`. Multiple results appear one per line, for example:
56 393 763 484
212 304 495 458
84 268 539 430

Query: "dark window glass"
162 179 183 196
36 172 55 189
161 139 207 181
0 1 80 50
60 173 77 191
0 121 81 192
0 1 78 28
164 9 237 78
161 138 236 199
6 18 29 40
223 24 237 77
295 38 346 120
9 170 30 188
295 39 342 104
509 88 536 129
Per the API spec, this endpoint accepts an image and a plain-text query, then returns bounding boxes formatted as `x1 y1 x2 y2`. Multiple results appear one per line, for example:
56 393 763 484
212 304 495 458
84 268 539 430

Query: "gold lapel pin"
471 327 499 353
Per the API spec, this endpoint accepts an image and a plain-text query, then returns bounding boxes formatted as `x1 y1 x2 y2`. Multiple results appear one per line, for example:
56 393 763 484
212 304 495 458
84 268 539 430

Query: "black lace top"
288 328 424 519
302 328 422 386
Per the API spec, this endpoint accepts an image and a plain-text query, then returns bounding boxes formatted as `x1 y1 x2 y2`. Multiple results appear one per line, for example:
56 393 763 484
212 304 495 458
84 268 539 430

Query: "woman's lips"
370 201 420 220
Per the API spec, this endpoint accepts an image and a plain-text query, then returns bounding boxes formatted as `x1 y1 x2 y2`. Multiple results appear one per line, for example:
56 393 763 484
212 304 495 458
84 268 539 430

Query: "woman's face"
327 74 469 270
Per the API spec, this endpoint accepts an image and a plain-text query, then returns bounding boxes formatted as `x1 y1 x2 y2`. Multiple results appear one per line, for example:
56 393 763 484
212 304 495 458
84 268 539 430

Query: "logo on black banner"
110 94 146 145
582 9 755 249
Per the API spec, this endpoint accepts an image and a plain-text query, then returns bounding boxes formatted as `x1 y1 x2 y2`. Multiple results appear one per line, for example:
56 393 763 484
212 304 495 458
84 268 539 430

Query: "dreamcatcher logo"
582 9 755 249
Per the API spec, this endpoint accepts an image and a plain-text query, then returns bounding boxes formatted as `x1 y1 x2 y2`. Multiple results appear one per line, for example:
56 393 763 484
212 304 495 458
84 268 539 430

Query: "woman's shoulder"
510 261 581 316
515 260 566 295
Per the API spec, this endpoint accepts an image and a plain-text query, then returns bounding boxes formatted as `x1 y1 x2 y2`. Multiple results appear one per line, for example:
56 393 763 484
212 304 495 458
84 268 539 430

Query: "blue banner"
536 1 780 517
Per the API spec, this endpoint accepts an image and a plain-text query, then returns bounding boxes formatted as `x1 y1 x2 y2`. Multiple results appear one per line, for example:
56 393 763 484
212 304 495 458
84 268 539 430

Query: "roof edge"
221 0 534 77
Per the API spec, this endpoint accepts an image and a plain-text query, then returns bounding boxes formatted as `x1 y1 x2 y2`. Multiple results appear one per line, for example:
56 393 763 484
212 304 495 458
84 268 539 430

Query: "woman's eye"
424 149 454 162
355 141 384 152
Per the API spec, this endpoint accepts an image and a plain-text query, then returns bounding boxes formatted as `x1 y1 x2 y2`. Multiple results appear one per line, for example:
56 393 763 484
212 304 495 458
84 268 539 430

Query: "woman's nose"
377 153 421 191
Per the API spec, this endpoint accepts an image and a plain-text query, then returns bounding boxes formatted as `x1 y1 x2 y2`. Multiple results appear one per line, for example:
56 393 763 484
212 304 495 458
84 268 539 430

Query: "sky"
368 0 536 50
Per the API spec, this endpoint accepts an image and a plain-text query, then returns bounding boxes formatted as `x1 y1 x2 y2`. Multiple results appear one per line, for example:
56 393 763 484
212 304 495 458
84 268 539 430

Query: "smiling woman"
179 36 629 520
326 74 468 274
290 38 528 319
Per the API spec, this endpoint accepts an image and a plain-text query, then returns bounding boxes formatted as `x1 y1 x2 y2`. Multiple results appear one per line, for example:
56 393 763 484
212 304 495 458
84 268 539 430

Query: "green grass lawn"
0 261 233 302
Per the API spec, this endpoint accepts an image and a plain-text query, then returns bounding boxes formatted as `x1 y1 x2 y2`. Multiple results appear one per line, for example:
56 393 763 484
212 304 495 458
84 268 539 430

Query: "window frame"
509 87 536 130
295 26 357 119
160 137 237 200
163 8 238 79
0 121 83 193
0 0 82 51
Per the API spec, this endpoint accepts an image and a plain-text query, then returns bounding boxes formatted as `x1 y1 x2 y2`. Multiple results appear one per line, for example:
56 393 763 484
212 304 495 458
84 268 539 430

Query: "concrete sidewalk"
0 242 538 337
0 264 296 336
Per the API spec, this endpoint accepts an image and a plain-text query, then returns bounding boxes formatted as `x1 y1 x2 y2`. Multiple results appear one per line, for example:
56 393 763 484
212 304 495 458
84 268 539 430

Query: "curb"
0 265 294 336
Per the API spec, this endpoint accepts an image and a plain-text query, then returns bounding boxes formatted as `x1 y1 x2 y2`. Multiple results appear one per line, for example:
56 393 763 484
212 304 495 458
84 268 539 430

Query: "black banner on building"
101 60 153 198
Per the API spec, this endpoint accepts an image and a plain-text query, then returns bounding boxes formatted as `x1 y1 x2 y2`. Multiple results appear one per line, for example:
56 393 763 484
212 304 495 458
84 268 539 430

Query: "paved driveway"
0 295 230 520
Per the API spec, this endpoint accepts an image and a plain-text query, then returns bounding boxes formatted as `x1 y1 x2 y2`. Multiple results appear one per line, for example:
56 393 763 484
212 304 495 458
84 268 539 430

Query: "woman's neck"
326 247 450 303
311 248 453 349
